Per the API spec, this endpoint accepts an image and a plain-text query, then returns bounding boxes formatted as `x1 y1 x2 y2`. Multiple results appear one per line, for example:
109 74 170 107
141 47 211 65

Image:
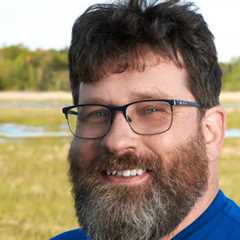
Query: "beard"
68 131 208 240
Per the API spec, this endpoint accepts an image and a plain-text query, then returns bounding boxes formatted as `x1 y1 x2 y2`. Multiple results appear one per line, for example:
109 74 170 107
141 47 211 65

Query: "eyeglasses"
62 99 201 140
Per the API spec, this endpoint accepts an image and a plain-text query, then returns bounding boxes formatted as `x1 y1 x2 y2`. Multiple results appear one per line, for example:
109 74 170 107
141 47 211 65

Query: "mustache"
89 151 163 174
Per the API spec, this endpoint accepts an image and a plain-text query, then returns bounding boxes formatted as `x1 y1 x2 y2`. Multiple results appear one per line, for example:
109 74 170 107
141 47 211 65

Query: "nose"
100 112 139 155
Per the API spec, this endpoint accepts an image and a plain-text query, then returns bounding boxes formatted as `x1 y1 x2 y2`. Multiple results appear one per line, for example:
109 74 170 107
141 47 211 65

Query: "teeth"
106 169 146 177
136 169 144 175
131 169 137 176
123 170 130 177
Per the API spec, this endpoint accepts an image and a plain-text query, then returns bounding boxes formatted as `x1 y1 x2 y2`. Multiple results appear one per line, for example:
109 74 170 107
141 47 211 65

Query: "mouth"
102 169 151 186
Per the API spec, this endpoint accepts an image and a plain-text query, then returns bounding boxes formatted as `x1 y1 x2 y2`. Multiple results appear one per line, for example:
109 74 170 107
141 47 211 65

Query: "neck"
162 182 219 240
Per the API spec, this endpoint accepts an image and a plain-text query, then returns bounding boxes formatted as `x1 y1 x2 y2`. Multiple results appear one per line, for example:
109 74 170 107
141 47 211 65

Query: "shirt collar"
173 190 227 240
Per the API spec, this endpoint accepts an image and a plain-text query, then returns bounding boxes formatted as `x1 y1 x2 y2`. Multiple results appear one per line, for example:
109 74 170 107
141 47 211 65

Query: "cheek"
170 111 200 141
142 120 199 162
69 139 100 167
142 135 173 166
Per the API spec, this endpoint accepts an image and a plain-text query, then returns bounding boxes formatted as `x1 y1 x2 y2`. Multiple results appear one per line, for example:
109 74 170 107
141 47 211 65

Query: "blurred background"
0 0 239 239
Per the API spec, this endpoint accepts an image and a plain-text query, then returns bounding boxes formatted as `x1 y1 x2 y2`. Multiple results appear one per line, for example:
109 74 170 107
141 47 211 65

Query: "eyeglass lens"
66 101 173 139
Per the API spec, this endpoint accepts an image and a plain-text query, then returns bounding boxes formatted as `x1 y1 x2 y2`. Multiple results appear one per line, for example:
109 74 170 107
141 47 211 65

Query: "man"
51 0 240 239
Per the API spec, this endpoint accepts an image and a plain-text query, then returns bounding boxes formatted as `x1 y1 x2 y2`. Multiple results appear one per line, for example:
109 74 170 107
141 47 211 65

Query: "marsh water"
0 123 239 140
0 123 69 138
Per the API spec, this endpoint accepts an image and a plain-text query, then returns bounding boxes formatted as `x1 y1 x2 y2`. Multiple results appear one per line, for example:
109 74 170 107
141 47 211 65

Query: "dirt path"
0 91 72 100
0 91 239 101
220 92 240 102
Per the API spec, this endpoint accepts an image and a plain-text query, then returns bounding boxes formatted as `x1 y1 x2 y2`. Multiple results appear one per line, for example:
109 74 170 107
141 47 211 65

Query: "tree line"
0 45 239 91
0 45 69 91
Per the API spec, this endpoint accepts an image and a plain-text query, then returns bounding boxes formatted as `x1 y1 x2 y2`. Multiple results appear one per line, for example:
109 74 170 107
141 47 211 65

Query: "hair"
69 0 222 108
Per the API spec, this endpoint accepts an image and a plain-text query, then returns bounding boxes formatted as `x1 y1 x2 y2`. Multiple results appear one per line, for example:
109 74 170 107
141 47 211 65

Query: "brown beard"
68 131 208 240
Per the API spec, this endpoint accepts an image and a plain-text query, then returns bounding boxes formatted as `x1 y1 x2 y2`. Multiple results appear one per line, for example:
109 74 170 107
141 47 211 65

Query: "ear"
201 106 226 160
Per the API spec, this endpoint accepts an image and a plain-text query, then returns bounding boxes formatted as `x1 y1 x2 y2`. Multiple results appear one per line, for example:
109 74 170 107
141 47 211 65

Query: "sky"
0 0 240 62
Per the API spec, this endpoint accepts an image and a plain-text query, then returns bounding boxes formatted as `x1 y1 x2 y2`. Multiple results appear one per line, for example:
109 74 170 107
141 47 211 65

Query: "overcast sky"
0 0 240 62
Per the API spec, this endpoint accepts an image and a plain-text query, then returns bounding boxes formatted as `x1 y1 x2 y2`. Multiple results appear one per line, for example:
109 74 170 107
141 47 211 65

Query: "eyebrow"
79 89 173 105
129 89 173 101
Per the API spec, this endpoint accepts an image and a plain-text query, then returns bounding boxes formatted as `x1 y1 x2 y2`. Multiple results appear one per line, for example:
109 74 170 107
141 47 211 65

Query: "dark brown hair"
69 0 222 108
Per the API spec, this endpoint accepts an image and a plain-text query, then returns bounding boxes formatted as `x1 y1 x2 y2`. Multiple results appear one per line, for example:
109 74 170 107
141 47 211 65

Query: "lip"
103 171 151 186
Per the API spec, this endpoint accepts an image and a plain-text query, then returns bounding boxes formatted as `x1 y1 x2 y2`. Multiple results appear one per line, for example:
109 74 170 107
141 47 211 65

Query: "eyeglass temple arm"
62 107 78 116
172 100 201 108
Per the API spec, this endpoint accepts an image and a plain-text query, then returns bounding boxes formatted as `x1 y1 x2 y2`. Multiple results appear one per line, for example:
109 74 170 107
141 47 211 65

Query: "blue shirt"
50 190 240 240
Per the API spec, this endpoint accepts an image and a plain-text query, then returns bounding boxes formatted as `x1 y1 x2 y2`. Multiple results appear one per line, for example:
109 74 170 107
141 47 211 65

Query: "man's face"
69 56 209 240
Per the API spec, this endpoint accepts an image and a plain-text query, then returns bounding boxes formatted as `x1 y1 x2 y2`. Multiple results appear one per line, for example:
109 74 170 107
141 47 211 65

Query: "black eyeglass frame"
62 99 201 140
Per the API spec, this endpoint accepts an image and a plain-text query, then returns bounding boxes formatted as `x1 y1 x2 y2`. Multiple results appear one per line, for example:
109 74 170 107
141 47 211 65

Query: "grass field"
0 108 66 131
0 137 77 240
0 93 240 240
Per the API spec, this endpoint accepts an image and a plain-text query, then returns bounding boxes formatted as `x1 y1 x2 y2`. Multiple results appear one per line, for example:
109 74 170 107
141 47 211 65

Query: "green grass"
0 108 66 130
0 137 78 240
220 138 240 203
227 110 240 129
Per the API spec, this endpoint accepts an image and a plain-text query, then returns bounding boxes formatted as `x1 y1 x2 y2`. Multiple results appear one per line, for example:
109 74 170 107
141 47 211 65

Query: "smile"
106 169 146 177
103 169 150 186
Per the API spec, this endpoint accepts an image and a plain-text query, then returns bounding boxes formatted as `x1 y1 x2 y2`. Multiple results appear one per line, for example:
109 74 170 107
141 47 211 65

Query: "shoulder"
223 195 240 224
220 195 240 238
50 228 90 240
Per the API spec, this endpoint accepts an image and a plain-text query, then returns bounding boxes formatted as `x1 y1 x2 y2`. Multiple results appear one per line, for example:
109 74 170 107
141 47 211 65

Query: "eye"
142 105 168 115
83 109 110 122
94 111 108 118
145 107 160 113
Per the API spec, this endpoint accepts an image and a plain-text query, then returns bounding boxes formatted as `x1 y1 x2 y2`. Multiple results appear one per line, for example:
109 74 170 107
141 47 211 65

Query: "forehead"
79 57 194 104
